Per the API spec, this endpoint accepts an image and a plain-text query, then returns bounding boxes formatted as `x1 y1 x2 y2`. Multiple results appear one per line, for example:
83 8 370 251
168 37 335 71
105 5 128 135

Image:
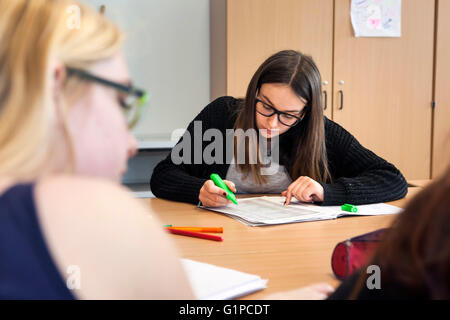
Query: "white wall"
83 0 210 140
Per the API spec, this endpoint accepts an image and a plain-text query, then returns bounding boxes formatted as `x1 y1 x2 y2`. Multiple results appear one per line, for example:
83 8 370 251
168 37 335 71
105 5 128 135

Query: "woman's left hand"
282 176 324 205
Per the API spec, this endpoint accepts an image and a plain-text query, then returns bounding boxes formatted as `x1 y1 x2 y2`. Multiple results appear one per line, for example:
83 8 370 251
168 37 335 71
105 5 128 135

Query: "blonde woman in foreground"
0 0 333 300
0 0 194 299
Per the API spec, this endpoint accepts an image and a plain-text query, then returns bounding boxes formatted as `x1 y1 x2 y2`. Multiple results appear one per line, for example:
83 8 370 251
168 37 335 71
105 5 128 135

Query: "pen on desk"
168 227 223 233
210 173 238 205
166 227 223 242
341 204 358 213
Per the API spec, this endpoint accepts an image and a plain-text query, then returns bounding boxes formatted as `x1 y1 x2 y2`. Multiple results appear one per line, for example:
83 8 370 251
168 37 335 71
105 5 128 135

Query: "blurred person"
0 0 192 299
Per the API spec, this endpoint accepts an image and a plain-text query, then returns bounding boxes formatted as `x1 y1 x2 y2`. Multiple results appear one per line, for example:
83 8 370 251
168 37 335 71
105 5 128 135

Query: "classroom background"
83 0 450 197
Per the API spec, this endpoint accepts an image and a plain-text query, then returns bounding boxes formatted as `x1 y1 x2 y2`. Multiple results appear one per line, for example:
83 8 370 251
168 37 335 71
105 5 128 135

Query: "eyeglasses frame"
254 97 304 127
66 67 149 129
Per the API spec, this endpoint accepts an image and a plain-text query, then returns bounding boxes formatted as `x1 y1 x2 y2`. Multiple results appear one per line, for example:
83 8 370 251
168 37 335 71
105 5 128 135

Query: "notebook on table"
182 259 268 300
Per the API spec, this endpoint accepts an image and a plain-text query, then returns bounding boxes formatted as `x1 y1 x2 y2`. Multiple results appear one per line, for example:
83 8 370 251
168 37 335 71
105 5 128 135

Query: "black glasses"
255 97 304 127
66 67 149 129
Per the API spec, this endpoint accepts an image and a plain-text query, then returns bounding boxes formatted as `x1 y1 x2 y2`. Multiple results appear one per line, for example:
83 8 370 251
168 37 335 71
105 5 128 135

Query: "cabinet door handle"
323 90 328 110
338 90 344 110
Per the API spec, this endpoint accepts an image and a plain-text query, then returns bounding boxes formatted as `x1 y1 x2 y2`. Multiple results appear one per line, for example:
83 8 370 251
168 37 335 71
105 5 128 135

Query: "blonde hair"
0 0 123 180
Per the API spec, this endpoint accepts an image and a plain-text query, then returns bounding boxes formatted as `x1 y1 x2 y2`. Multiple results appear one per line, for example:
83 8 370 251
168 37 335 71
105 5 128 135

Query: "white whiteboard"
82 0 210 144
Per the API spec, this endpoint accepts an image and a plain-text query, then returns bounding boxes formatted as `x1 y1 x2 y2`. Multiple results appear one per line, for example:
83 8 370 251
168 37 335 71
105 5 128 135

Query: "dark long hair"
350 166 450 299
233 50 331 184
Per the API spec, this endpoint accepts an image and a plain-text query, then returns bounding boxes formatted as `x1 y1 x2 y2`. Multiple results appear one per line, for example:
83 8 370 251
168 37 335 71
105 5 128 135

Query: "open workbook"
200 196 403 226
182 259 268 300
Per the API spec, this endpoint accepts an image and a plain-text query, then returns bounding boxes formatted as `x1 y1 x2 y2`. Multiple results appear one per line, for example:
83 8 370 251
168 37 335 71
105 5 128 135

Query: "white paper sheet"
351 0 402 37
200 196 402 226
264 197 403 216
182 259 268 300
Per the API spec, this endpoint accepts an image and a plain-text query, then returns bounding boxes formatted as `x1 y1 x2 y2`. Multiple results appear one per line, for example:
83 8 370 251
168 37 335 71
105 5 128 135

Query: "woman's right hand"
199 180 237 207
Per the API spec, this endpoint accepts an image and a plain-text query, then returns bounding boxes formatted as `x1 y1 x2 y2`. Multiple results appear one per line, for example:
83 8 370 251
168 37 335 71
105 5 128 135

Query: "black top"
0 184 75 299
150 96 407 206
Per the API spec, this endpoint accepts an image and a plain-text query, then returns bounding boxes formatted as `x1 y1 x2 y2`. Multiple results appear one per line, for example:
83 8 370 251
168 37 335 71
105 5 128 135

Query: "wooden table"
407 179 432 188
140 187 421 299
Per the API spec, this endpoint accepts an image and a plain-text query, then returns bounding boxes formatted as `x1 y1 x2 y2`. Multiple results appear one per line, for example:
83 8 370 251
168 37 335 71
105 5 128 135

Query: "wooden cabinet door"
227 0 334 118
333 0 435 180
433 0 450 178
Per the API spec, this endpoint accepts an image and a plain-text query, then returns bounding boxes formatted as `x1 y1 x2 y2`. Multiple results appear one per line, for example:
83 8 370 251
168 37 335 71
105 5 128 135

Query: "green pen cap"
341 204 358 213
210 173 238 205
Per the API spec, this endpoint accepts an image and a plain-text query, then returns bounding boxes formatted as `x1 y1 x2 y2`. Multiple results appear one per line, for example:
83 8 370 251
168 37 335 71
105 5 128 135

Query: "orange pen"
167 227 223 233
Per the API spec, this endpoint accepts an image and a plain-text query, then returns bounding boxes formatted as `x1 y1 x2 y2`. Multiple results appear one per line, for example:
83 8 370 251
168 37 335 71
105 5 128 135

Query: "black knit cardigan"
150 96 407 206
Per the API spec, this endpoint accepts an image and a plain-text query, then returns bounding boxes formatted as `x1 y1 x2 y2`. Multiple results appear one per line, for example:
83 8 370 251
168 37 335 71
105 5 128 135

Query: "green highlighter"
210 173 238 205
341 204 358 213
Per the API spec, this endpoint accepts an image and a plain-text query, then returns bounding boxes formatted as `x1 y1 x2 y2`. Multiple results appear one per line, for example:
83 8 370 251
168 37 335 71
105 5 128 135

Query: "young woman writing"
151 50 407 207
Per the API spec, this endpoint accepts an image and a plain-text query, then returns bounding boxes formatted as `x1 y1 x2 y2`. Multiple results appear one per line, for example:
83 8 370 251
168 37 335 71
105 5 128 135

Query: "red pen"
166 227 223 242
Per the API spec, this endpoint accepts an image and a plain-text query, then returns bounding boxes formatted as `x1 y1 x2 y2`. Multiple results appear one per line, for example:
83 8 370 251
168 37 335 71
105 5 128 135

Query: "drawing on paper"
351 0 401 37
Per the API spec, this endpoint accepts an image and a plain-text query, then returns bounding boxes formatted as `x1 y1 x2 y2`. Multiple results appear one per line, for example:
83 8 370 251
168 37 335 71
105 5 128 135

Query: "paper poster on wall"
351 0 401 37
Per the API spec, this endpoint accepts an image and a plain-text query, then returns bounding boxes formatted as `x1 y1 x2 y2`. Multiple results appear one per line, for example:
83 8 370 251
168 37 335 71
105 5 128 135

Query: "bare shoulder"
35 175 138 209
35 175 153 240
34 175 167 247
34 175 193 299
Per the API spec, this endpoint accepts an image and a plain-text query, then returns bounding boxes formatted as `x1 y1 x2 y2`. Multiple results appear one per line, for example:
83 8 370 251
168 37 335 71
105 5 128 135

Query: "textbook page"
200 197 337 225
182 259 268 300
264 197 403 216
200 196 402 226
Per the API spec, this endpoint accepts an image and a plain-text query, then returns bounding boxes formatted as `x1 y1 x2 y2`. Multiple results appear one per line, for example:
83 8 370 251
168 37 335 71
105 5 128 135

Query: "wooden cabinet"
333 0 435 180
432 0 450 178
211 0 333 119
211 0 447 180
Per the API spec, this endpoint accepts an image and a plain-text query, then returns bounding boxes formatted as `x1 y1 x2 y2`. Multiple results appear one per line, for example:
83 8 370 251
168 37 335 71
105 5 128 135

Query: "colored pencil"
166 228 223 242
168 227 223 233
